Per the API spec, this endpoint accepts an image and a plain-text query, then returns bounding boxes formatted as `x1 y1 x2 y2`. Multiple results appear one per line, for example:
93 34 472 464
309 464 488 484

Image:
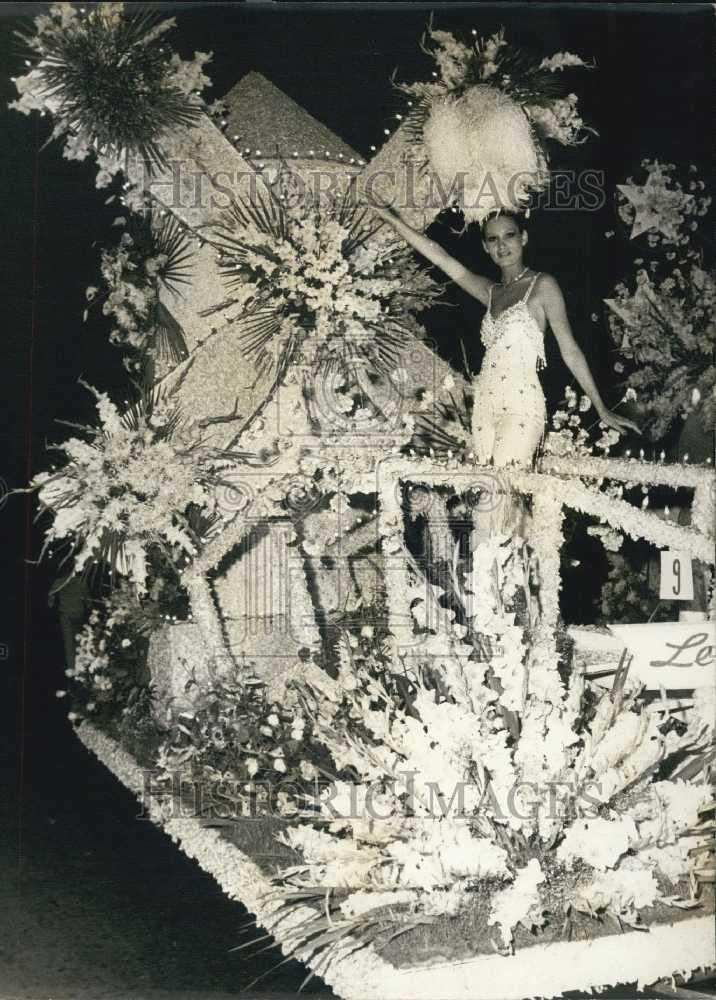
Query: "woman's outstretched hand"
598 408 642 435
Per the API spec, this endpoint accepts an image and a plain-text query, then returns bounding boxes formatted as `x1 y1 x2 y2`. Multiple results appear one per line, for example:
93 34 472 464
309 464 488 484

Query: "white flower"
120 638 131 648
274 757 287 774
576 865 659 916
267 713 280 727
488 859 545 946
299 760 318 781
540 52 590 72
557 816 639 871
246 758 259 777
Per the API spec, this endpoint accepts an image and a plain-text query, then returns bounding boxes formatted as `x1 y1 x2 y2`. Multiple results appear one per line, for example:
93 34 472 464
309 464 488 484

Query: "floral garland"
8 3 217 185
539 452 714 495
395 24 596 221
371 454 714 558
605 161 715 440
516 471 713 563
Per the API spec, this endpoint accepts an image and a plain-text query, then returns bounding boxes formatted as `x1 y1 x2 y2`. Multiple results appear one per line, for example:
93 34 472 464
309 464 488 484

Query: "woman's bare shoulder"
534 272 563 298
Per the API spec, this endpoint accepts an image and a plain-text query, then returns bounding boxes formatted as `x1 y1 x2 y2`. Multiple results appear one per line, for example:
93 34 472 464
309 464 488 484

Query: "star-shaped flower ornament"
603 275 658 329
617 168 695 242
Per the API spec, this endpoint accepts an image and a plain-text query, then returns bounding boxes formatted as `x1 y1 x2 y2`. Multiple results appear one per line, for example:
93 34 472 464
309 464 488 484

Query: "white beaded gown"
471 272 547 468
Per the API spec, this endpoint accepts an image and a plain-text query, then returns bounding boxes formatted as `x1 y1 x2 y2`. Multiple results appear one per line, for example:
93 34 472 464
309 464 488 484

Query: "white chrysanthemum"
423 84 547 223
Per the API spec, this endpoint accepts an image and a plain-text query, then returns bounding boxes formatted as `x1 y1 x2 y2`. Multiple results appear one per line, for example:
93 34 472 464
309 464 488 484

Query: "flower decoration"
86 207 194 373
606 166 715 439
616 160 710 246
11 5 714 980
9 3 211 175
209 172 442 409
27 382 241 594
153 674 318 809
395 23 596 222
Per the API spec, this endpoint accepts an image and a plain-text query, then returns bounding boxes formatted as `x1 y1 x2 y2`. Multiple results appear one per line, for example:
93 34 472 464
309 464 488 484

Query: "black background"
1 3 713 995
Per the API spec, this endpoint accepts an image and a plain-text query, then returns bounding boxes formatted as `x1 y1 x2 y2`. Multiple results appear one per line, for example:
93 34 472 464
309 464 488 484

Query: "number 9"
672 557 681 595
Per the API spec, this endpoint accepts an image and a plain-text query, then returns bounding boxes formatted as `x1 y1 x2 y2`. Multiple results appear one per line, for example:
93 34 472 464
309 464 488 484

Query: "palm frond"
146 214 195 293
232 305 284 359
392 79 435 147
411 387 471 455
152 301 190 366
119 380 183 441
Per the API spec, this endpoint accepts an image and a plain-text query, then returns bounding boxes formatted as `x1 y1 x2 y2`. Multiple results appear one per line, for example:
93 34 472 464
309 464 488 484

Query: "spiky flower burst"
28 381 241 595
11 3 207 170
209 176 443 381
86 206 194 371
397 22 595 146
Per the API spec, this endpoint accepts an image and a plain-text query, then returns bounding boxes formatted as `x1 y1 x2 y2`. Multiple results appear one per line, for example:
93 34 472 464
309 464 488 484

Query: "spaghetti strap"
522 272 540 303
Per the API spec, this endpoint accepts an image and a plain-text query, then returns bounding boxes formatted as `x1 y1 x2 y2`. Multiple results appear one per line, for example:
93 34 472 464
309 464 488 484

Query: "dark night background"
1 3 713 997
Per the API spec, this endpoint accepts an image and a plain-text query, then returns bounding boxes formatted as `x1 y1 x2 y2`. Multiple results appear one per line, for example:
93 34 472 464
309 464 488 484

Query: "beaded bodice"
480 274 546 371
473 273 546 419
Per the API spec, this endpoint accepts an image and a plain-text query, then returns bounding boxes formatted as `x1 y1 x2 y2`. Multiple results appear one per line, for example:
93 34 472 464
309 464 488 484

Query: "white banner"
608 621 716 689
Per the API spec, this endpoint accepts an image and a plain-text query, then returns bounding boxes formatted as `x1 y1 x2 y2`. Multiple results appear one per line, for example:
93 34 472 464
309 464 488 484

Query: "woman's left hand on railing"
597 408 642 435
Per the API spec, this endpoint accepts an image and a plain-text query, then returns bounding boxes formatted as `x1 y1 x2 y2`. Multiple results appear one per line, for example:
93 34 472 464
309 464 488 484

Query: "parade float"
10 6 715 998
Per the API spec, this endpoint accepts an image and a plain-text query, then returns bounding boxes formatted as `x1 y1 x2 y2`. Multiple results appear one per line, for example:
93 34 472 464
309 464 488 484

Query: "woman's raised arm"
368 203 493 306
